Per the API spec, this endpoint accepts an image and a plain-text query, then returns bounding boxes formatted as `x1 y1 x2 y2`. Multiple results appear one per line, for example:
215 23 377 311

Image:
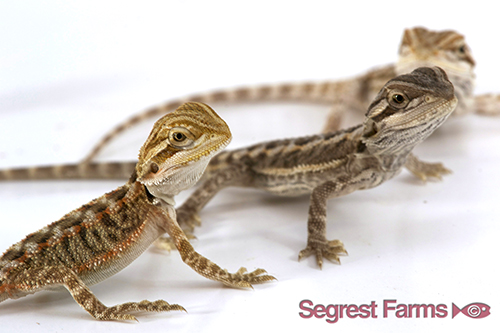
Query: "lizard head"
136 102 231 201
397 27 475 75
396 27 475 116
362 66 457 155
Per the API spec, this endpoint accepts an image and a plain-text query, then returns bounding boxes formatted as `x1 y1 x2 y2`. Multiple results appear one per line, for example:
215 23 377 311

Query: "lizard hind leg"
175 164 250 234
12 266 185 321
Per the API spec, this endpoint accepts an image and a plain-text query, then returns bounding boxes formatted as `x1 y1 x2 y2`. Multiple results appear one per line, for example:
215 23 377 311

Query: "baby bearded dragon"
172 67 458 269
0 102 274 321
80 26 497 163
0 27 473 183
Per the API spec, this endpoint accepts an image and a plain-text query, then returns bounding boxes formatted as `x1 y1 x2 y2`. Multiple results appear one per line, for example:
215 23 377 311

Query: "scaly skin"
0 102 275 321
173 67 458 268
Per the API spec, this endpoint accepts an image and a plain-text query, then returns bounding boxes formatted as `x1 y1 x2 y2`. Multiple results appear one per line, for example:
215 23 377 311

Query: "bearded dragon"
0 102 274 321
79 26 498 164
172 67 458 268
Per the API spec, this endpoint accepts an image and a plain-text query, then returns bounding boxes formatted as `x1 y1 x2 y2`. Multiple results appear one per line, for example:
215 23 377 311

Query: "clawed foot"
176 206 202 232
405 155 452 182
410 161 451 181
221 267 277 289
94 299 186 321
298 239 348 269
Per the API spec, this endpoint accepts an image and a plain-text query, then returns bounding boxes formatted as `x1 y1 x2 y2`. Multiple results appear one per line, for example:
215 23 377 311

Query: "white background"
0 1 499 332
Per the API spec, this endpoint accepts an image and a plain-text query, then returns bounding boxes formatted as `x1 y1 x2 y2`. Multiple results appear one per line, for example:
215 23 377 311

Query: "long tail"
0 162 136 181
81 80 354 164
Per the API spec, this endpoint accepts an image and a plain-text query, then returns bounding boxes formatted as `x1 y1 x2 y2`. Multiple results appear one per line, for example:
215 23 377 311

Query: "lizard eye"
388 91 409 109
454 43 475 66
393 94 405 103
168 127 195 148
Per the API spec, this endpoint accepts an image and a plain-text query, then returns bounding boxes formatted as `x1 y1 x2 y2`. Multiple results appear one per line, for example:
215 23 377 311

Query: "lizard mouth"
139 160 199 186
396 96 458 128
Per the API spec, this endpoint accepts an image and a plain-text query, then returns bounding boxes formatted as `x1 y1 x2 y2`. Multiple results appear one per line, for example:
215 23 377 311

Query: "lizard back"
0 172 163 300
208 125 365 196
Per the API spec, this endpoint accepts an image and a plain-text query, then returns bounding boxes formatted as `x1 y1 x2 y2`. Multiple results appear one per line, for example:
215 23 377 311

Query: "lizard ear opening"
150 162 159 174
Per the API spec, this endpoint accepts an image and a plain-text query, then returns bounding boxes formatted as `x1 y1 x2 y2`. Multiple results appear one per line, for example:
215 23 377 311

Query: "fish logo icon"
452 303 491 319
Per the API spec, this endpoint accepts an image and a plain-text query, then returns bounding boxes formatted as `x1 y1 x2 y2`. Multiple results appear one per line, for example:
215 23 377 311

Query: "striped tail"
0 162 136 181
81 80 351 164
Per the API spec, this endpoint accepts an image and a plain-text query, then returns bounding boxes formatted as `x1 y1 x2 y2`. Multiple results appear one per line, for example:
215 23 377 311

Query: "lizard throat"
142 158 211 200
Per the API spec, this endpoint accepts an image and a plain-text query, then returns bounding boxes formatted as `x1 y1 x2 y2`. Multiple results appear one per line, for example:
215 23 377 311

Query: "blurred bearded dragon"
0 27 496 183
78 26 499 165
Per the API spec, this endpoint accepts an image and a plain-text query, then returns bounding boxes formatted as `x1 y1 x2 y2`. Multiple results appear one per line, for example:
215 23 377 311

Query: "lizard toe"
96 299 186 321
222 267 276 288
298 239 348 269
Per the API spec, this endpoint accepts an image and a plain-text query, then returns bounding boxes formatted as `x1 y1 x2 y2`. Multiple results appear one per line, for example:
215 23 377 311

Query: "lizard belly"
252 161 402 197
252 167 340 197
78 216 163 287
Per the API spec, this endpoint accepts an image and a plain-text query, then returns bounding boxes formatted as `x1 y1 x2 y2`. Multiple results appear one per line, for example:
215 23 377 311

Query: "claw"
406 156 452 182
94 299 185 321
222 267 276 288
298 239 347 269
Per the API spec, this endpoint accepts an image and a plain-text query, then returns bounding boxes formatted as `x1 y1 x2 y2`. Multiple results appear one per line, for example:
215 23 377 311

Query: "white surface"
0 1 499 332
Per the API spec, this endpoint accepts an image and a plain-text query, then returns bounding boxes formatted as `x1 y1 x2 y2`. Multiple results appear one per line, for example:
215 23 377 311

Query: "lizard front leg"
404 153 451 182
298 181 348 269
3 266 184 321
159 204 276 288
154 165 247 251
178 165 249 231
474 93 500 115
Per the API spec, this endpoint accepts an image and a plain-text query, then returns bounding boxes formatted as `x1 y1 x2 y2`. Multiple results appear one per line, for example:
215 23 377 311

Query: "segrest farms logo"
452 303 491 319
299 299 491 324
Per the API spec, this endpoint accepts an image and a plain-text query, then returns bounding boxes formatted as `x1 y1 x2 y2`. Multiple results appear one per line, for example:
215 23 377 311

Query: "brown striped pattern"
0 162 136 181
